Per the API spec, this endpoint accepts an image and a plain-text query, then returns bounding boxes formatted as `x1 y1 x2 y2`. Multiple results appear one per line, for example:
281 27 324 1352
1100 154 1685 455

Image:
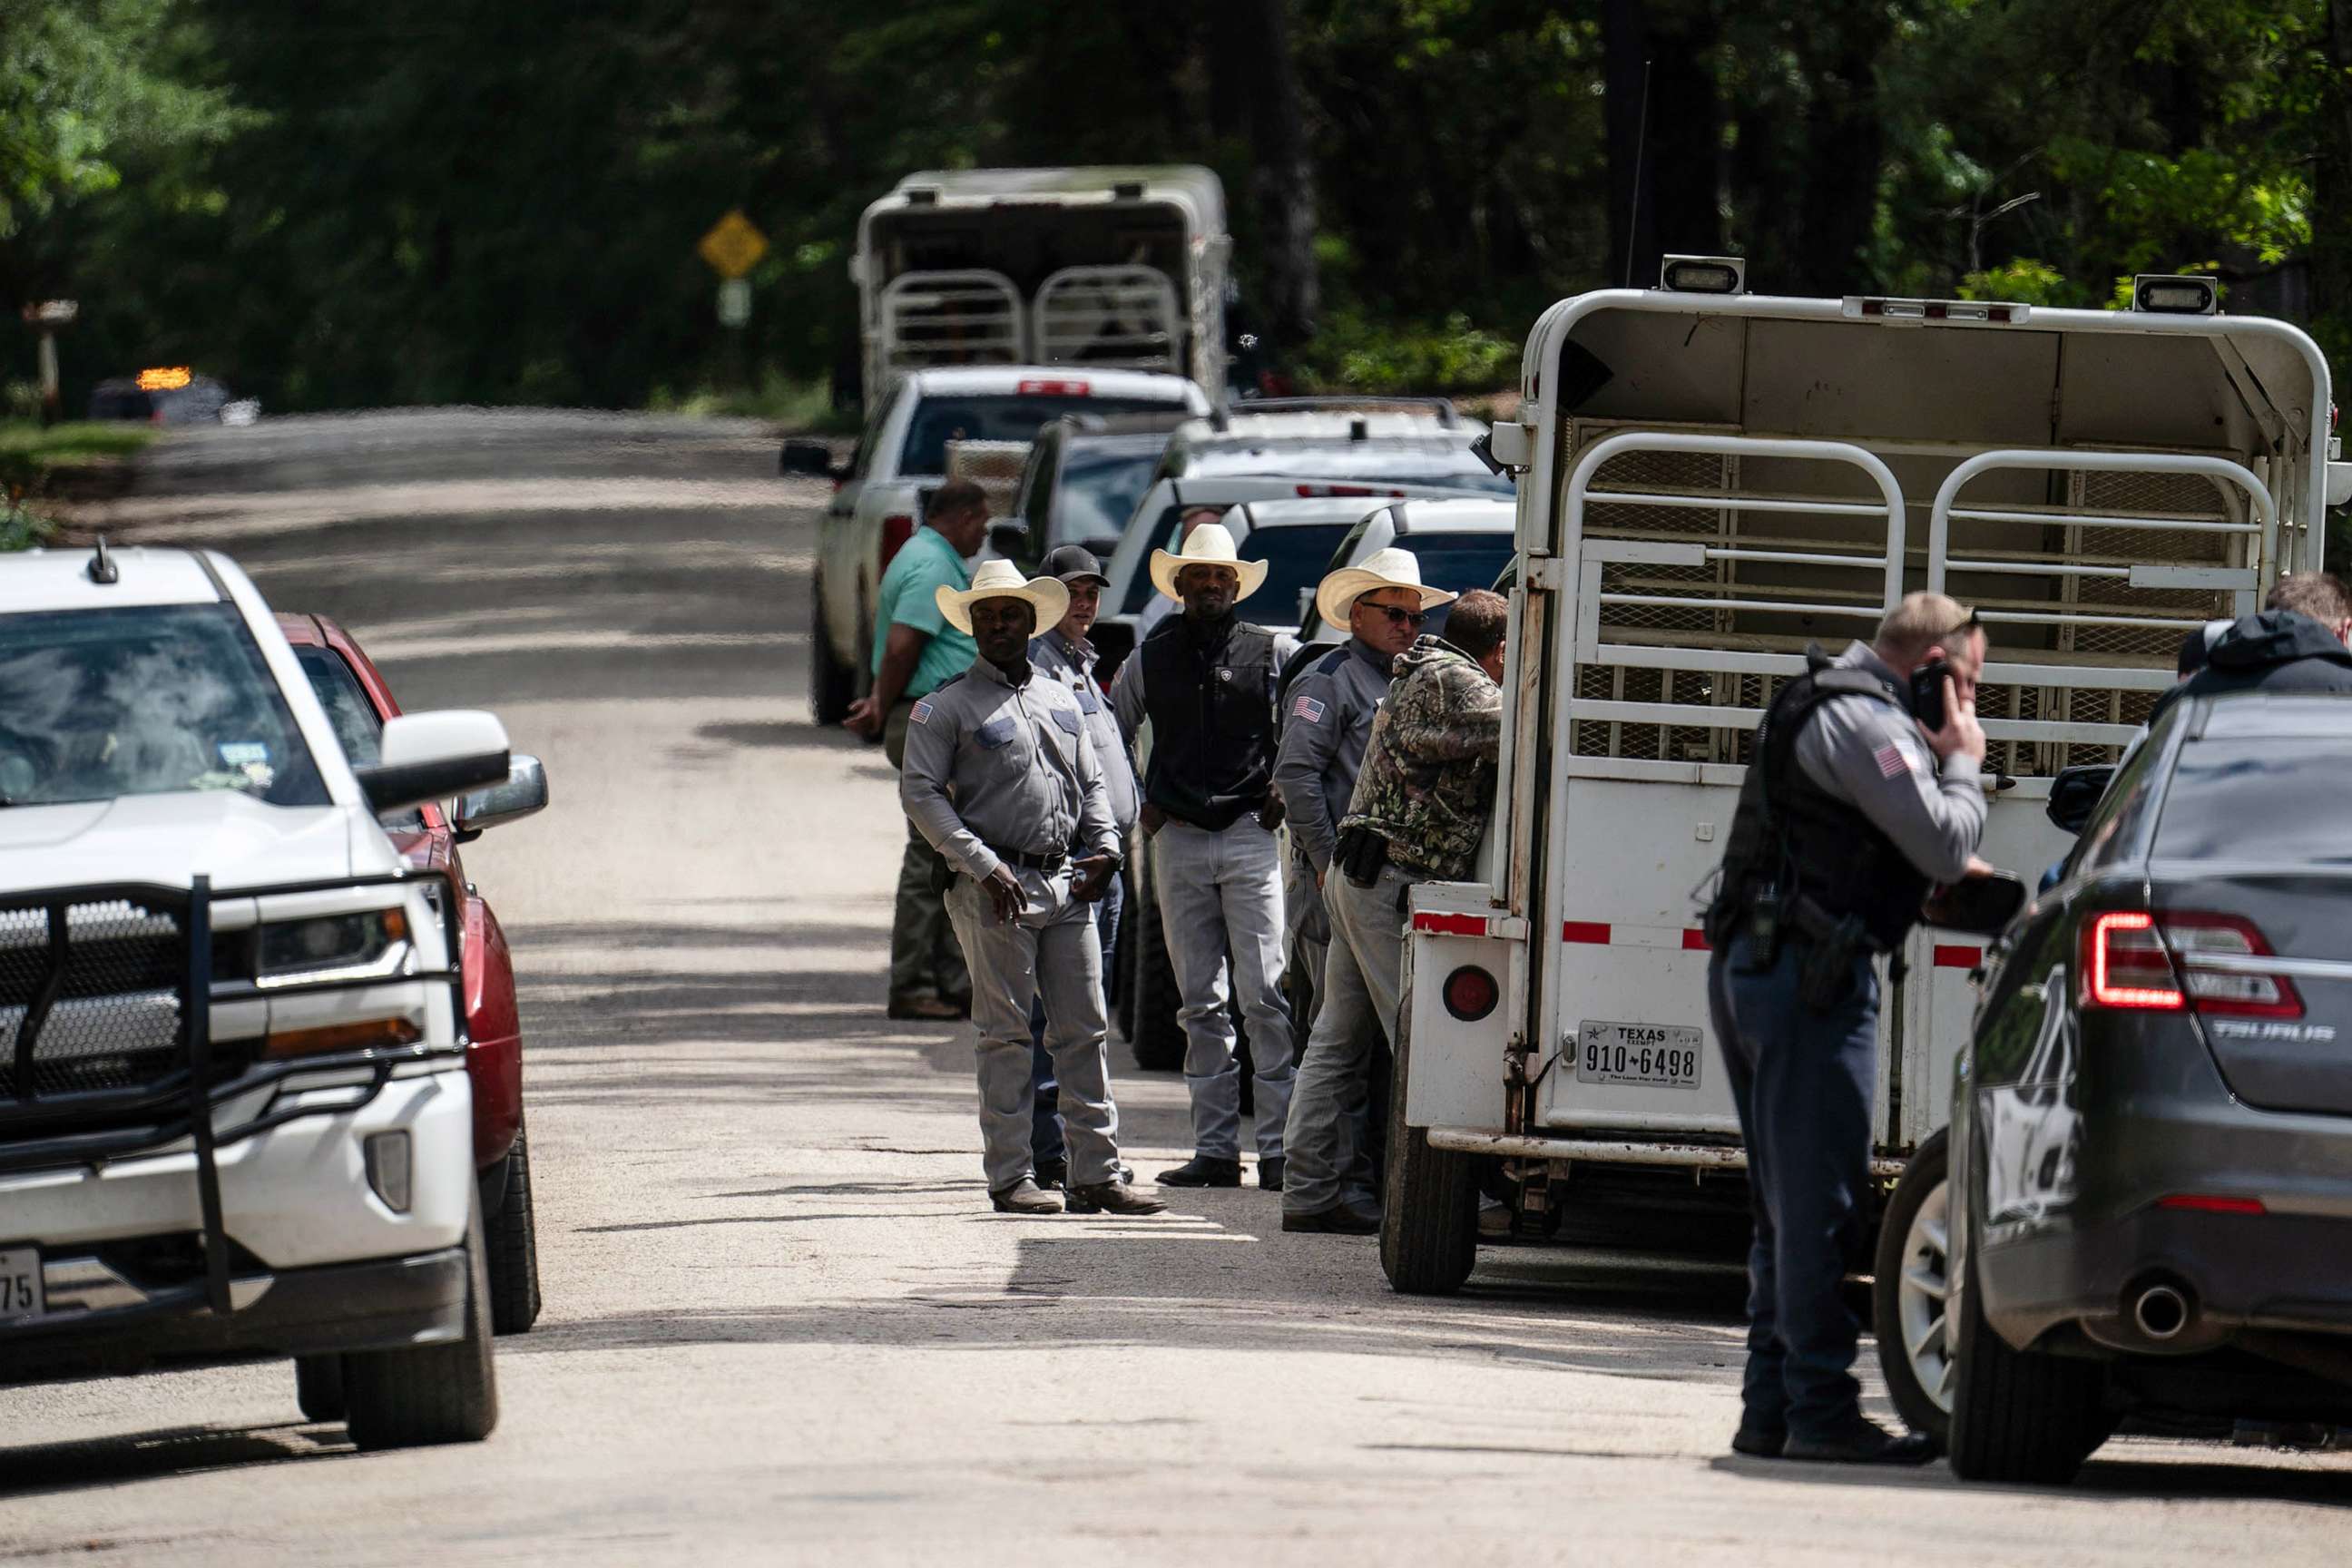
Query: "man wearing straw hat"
1110 521 1298 1190
901 559 1168 1218
1273 549 1456 1215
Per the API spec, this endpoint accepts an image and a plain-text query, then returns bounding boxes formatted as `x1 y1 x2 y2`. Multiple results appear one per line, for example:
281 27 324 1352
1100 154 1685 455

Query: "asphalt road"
2 410 2343 1564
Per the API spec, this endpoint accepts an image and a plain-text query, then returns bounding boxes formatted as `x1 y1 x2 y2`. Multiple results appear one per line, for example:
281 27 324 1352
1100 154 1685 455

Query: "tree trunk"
1211 0 1318 349
1605 0 1720 291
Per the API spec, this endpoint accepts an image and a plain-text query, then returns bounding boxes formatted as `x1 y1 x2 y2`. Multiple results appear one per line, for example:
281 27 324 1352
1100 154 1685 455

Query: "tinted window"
295 647 384 765
900 396 1182 475
1052 447 1162 549
1118 505 1187 615
0 603 327 808
1243 524 1356 627
2065 728 2169 879
2154 738 2352 864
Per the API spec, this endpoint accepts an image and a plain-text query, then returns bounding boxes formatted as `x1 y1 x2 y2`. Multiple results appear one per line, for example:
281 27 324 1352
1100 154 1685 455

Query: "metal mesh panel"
0 898 187 1099
1583 447 1729 539
880 271 1024 374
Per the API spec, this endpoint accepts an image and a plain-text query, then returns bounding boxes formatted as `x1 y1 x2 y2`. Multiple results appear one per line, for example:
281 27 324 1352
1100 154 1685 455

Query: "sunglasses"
1366 603 1428 628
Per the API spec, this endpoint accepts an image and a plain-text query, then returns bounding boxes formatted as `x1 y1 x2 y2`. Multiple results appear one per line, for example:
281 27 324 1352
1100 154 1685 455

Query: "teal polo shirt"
871 524 977 700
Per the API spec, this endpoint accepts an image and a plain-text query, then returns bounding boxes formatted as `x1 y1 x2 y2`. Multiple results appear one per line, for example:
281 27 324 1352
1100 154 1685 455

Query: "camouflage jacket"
1339 635 1502 879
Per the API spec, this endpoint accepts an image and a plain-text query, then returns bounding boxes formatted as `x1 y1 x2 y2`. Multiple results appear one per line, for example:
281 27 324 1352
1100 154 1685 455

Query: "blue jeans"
1031 872 1122 1165
1707 929 1880 1441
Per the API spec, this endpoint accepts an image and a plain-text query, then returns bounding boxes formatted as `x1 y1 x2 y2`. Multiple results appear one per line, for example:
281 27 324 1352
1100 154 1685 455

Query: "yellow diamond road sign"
697 210 769 280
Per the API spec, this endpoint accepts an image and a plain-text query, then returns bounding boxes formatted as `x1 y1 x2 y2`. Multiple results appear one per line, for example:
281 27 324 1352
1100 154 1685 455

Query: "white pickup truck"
0 543 514 1449
1383 271 2342 1298
792 366 1208 724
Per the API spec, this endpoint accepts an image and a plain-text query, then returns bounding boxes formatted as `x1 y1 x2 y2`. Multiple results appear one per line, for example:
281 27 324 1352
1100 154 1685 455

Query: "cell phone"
1910 657 1951 731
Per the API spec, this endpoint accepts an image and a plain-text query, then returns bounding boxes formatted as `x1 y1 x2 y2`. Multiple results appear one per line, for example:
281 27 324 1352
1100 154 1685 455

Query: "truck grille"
0 898 188 1100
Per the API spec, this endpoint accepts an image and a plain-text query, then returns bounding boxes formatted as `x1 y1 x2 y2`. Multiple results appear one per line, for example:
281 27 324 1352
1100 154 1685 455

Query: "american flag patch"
909 699 935 726
1291 693 1326 723
1875 741 1914 779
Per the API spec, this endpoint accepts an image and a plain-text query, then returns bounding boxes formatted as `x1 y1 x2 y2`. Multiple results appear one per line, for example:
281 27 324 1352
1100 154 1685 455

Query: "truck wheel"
342 1200 499 1451
294 1355 346 1422
1946 1203 2109 1484
1872 1128 1952 1447
486 1123 544 1336
808 578 856 726
1379 1014 1477 1295
1127 866 1187 1073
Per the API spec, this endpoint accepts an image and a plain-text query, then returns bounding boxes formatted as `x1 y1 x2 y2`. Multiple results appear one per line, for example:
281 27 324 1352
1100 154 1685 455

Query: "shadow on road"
0 1422 353 1503
1707 1447 2352 1509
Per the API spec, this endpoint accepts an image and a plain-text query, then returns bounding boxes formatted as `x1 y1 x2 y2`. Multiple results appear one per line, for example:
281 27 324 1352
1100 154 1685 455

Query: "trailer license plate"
0 1249 41 1322
1574 1022 1702 1090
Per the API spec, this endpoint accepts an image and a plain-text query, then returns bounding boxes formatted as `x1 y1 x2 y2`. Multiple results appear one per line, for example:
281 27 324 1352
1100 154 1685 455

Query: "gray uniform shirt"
1030 627 1138 835
1273 638 1393 875
1792 642 1986 884
900 654 1119 883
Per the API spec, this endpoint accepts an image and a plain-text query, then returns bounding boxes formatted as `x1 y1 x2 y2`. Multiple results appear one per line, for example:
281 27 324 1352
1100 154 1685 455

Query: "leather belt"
993 847 1067 873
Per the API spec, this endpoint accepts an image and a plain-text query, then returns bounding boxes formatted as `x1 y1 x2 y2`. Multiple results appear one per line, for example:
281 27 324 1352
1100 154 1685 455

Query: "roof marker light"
2132 275 2220 316
1659 255 1746 294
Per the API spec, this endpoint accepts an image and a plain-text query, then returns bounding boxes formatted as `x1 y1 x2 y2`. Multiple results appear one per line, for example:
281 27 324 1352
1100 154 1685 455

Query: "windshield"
1242 524 1357 629
1053 447 1163 551
0 603 328 808
901 395 1186 475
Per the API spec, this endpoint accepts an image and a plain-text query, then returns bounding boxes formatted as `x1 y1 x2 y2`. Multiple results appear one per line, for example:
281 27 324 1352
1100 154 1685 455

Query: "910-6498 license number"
1573 1021 1702 1090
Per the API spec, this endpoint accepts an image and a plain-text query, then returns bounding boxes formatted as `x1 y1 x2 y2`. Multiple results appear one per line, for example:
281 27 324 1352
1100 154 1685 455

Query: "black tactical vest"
1706 651 1931 954
1139 615 1279 830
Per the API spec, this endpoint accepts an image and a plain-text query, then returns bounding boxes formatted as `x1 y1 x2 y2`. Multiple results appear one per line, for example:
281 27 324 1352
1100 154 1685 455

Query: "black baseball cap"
1042 544 1109 587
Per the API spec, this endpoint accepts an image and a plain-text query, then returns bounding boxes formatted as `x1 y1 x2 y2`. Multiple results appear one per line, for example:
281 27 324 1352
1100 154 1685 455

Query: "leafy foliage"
6 0 2352 420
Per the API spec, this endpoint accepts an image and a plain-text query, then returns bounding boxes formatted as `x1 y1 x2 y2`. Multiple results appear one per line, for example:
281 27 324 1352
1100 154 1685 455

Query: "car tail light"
1441 965 1498 1023
2161 912 2304 1017
1017 378 1090 397
2082 910 2302 1017
878 514 916 570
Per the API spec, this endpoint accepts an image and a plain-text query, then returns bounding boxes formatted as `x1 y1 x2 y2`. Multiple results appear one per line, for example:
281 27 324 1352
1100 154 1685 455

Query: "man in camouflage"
1280 590 1509 1231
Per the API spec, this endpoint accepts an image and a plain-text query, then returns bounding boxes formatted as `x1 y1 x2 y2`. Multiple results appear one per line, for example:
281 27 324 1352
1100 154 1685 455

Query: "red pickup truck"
279 612 546 1335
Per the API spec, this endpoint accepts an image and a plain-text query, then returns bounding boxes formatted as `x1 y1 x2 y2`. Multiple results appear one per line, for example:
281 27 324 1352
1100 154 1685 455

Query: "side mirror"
779 438 837 478
354 710 510 816
1922 870 2028 937
985 518 1030 562
2045 763 2117 836
452 753 548 843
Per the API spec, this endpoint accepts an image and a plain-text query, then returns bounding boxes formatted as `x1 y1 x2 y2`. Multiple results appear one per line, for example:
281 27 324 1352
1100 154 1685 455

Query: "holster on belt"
1787 895 1873 1013
1335 825 1388 889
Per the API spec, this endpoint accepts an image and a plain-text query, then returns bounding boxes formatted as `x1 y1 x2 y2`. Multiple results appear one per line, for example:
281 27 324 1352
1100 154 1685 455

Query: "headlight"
255 908 410 985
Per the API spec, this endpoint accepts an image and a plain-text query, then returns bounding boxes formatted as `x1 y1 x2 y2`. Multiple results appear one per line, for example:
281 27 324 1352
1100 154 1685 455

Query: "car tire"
1946 1204 2109 1485
486 1123 544 1336
808 577 857 726
1127 860 1187 1073
342 1199 499 1451
1379 1010 1477 1295
1872 1128 1953 1447
294 1354 347 1423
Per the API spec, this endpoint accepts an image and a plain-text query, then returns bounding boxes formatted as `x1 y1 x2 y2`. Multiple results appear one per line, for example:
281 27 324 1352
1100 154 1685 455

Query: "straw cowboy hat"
1149 520 1268 603
936 558 1070 635
1313 546 1459 627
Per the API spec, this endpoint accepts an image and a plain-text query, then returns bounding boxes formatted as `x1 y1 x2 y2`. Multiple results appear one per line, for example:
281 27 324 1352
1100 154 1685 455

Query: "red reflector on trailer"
1561 921 1611 946
1016 378 1090 396
1934 945 1983 969
1442 965 1500 1023
1682 928 1711 951
2157 1194 2267 1216
1412 912 1488 937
